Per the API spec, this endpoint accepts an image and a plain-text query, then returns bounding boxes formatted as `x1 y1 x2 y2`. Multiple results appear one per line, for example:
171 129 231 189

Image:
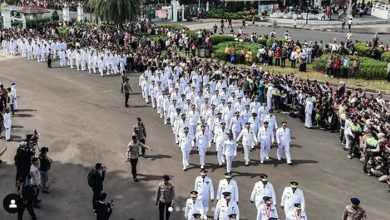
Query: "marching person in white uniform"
304 97 314 128
196 125 211 169
216 173 239 203
281 181 305 219
185 191 206 220
256 196 278 220
257 121 274 164
286 203 308 220
214 192 240 220
223 133 238 173
250 174 276 211
236 122 257 166
180 127 193 171
194 169 214 216
214 121 228 166
276 121 292 165
3 109 12 141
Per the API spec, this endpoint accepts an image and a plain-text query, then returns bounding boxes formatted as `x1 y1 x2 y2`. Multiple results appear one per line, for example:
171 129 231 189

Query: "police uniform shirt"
216 179 239 202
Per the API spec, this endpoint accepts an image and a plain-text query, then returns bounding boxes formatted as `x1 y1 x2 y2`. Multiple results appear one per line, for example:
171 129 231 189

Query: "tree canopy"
89 0 142 25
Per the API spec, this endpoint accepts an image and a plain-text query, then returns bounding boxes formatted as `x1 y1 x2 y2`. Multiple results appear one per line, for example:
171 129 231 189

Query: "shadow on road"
11 125 24 128
291 144 303 148
13 113 33 118
146 154 172 161
129 105 150 108
137 173 167 182
16 109 37 112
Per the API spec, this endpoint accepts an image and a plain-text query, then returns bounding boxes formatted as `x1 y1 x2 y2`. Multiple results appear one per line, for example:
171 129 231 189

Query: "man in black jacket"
95 192 113 220
18 177 37 220
88 163 106 211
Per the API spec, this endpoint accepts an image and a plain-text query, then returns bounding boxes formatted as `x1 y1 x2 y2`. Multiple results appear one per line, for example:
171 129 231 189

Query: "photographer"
39 147 52 193
88 163 106 211
95 192 113 220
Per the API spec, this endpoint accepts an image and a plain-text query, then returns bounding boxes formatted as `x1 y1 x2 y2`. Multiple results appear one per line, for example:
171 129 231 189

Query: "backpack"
87 169 95 187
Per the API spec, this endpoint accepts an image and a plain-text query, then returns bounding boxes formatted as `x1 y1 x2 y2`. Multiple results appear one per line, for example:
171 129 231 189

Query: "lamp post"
305 0 309 24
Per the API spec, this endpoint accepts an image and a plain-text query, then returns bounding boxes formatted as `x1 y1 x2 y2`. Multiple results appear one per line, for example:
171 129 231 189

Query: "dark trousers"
158 202 171 220
348 137 360 156
125 93 130 107
326 67 332 75
47 59 52 68
387 71 390 82
290 59 296 68
130 158 138 178
18 201 37 220
342 68 349 78
281 58 286 67
33 187 40 205
140 139 146 156
275 58 281 66
92 188 101 210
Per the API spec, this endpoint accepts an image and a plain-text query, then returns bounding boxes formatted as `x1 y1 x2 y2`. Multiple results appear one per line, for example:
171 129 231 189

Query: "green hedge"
354 43 384 57
210 35 235 45
213 41 259 60
76 22 96 27
26 17 51 29
58 26 69 37
158 24 189 31
186 30 198 40
313 54 388 79
381 52 390 62
205 8 246 19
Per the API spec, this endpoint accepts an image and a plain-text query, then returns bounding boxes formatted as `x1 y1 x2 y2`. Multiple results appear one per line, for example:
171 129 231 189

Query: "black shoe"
133 177 139 182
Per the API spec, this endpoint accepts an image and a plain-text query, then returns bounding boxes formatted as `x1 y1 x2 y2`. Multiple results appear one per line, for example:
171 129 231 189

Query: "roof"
17 5 49 14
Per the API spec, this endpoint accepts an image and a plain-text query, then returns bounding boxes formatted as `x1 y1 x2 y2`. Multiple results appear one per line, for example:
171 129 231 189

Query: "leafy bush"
205 8 245 19
265 38 286 48
313 54 388 79
144 34 168 42
256 38 267 46
213 41 260 61
381 52 390 62
354 43 384 58
76 22 96 27
210 35 234 45
158 24 189 31
58 26 69 37
186 30 198 40
51 10 59 21
26 17 51 29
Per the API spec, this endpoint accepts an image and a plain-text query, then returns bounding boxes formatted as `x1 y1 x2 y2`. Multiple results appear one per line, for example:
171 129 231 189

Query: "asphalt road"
184 21 390 43
0 56 389 220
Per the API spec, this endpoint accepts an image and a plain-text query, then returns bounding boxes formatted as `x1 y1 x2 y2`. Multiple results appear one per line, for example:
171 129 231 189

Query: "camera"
107 199 114 208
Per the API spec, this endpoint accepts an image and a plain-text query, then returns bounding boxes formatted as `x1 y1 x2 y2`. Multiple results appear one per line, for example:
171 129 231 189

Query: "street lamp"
305 0 309 24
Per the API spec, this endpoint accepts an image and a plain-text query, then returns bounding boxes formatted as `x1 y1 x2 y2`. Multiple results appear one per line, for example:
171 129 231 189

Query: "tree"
51 10 59 21
89 0 142 25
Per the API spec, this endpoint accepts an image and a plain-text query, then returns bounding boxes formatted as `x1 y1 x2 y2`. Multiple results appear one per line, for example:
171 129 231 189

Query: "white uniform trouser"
163 110 169 124
243 143 250 163
216 143 225 165
260 140 271 162
14 98 17 110
5 127 11 140
151 95 156 108
198 148 207 167
181 149 190 169
225 155 234 173
344 132 350 149
267 95 272 109
232 129 240 140
277 142 291 163
201 196 210 215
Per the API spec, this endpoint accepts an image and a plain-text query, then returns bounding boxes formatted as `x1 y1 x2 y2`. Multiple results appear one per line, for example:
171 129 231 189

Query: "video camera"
19 130 40 155
107 199 114 208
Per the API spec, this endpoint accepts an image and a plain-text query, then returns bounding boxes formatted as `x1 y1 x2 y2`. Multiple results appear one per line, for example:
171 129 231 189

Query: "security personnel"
196 125 211 169
223 133 238 173
257 121 273 164
184 191 206 220
236 122 257 166
95 192 113 220
286 203 308 220
214 121 228 166
281 181 305 219
214 192 240 220
126 135 151 181
276 121 292 165
256 196 278 220
342 197 367 220
194 169 214 215
250 174 276 211
216 173 239 203
179 127 193 171
347 118 362 159
155 175 175 220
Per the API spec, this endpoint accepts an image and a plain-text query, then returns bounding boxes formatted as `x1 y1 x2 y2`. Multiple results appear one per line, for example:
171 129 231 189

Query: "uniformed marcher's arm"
342 208 348 220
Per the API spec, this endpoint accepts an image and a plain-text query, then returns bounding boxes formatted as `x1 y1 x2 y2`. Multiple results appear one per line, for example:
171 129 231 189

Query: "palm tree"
89 0 142 25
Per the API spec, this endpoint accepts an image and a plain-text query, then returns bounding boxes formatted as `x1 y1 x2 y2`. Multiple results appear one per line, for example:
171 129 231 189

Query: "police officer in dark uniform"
47 48 52 68
95 192 113 220
17 177 37 220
